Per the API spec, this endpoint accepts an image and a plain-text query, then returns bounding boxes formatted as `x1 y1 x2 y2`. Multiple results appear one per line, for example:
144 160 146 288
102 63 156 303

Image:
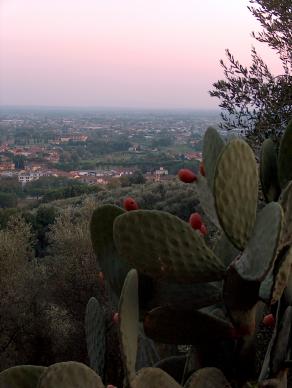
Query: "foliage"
43 198 100 362
0 216 40 369
0 177 23 195
41 184 101 203
0 192 17 208
13 155 26 169
0 208 19 228
210 0 292 145
24 206 59 257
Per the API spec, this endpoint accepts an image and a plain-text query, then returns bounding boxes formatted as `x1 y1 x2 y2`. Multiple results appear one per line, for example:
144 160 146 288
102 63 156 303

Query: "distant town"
0 108 223 189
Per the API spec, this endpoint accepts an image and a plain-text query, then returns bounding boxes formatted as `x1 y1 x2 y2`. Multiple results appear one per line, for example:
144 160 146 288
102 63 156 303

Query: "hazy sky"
0 0 282 109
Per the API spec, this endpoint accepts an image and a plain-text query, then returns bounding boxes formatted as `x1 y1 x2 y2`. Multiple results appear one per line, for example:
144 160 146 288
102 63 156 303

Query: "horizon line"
0 104 221 112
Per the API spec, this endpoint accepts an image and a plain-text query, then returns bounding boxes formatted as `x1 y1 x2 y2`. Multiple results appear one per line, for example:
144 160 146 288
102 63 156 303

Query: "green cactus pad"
90 204 132 295
260 139 281 202
278 119 292 189
203 126 225 191
284 266 292 305
259 301 281 381
270 306 292 376
113 210 225 283
136 326 160 370
85 297 106 377
195 175 221 229
259 245 292 304
213 139 258 250
234 202 283 282
119 269 139 383
271 246 292 304
223 264 259 310
143 306 234 345
259 371 288 388
0 365 46 388
184 367 231 388
279 181 292 249
149 281 222 310
223 265 259 333
153 355 192 385
37 362 104 388
213 233 240 267
132 367 181 388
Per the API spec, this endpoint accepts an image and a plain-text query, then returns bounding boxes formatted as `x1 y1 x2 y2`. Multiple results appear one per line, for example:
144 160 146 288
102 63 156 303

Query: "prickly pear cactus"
213 138 258 250
37 361 104 388
0 365 46 388
85 297 106 377
135 326 160 370
90 204 131 296
279 181 292 249
131 367 181 388
202 126 225 191
143 306 234 344
113 210 225 283
195 175 221 228
233 202 283 282
87 121 292 387
184 367 231 388
278 119 292 189
118 269 139 383
260 138 281 202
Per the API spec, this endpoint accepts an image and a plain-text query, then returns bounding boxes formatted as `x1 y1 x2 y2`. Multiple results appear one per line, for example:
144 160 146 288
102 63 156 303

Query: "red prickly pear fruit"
263 314 275 328
178 169 197 183
200 223 208 236
199 161 206 176
107 385 117 388
112 312 119 325
189 212 202 230
123 197 139 211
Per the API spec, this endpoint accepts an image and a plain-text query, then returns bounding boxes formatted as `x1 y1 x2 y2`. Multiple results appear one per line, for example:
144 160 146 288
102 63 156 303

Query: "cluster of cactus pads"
1 120 291 387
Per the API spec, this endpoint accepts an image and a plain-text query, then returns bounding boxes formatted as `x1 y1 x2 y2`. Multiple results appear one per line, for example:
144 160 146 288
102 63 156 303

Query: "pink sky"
0 0 283 109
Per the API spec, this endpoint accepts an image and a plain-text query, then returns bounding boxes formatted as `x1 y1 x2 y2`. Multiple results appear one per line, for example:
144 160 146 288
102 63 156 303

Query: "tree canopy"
210 0 292 145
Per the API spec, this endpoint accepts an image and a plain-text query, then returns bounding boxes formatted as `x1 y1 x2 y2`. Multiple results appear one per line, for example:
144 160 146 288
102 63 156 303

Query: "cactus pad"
0 365 46 388
143 306 234 344
203 126 225 191
271 246 292 304
85 297 106 377
185 367 231 388
234 202 283 281
279 181 292 249
113 210 225 283
260 139 281 202
119 269 139 383
270 306 292 376
132 367 181 388
195 175 221 229
223 264 259 333
213 139 258 250
136 325 160 370
278 119 292 189
214 233 240 268
153 355 192 384
259 244 292 304
90 204 131 295
37 361 104 388
149 281 222 310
